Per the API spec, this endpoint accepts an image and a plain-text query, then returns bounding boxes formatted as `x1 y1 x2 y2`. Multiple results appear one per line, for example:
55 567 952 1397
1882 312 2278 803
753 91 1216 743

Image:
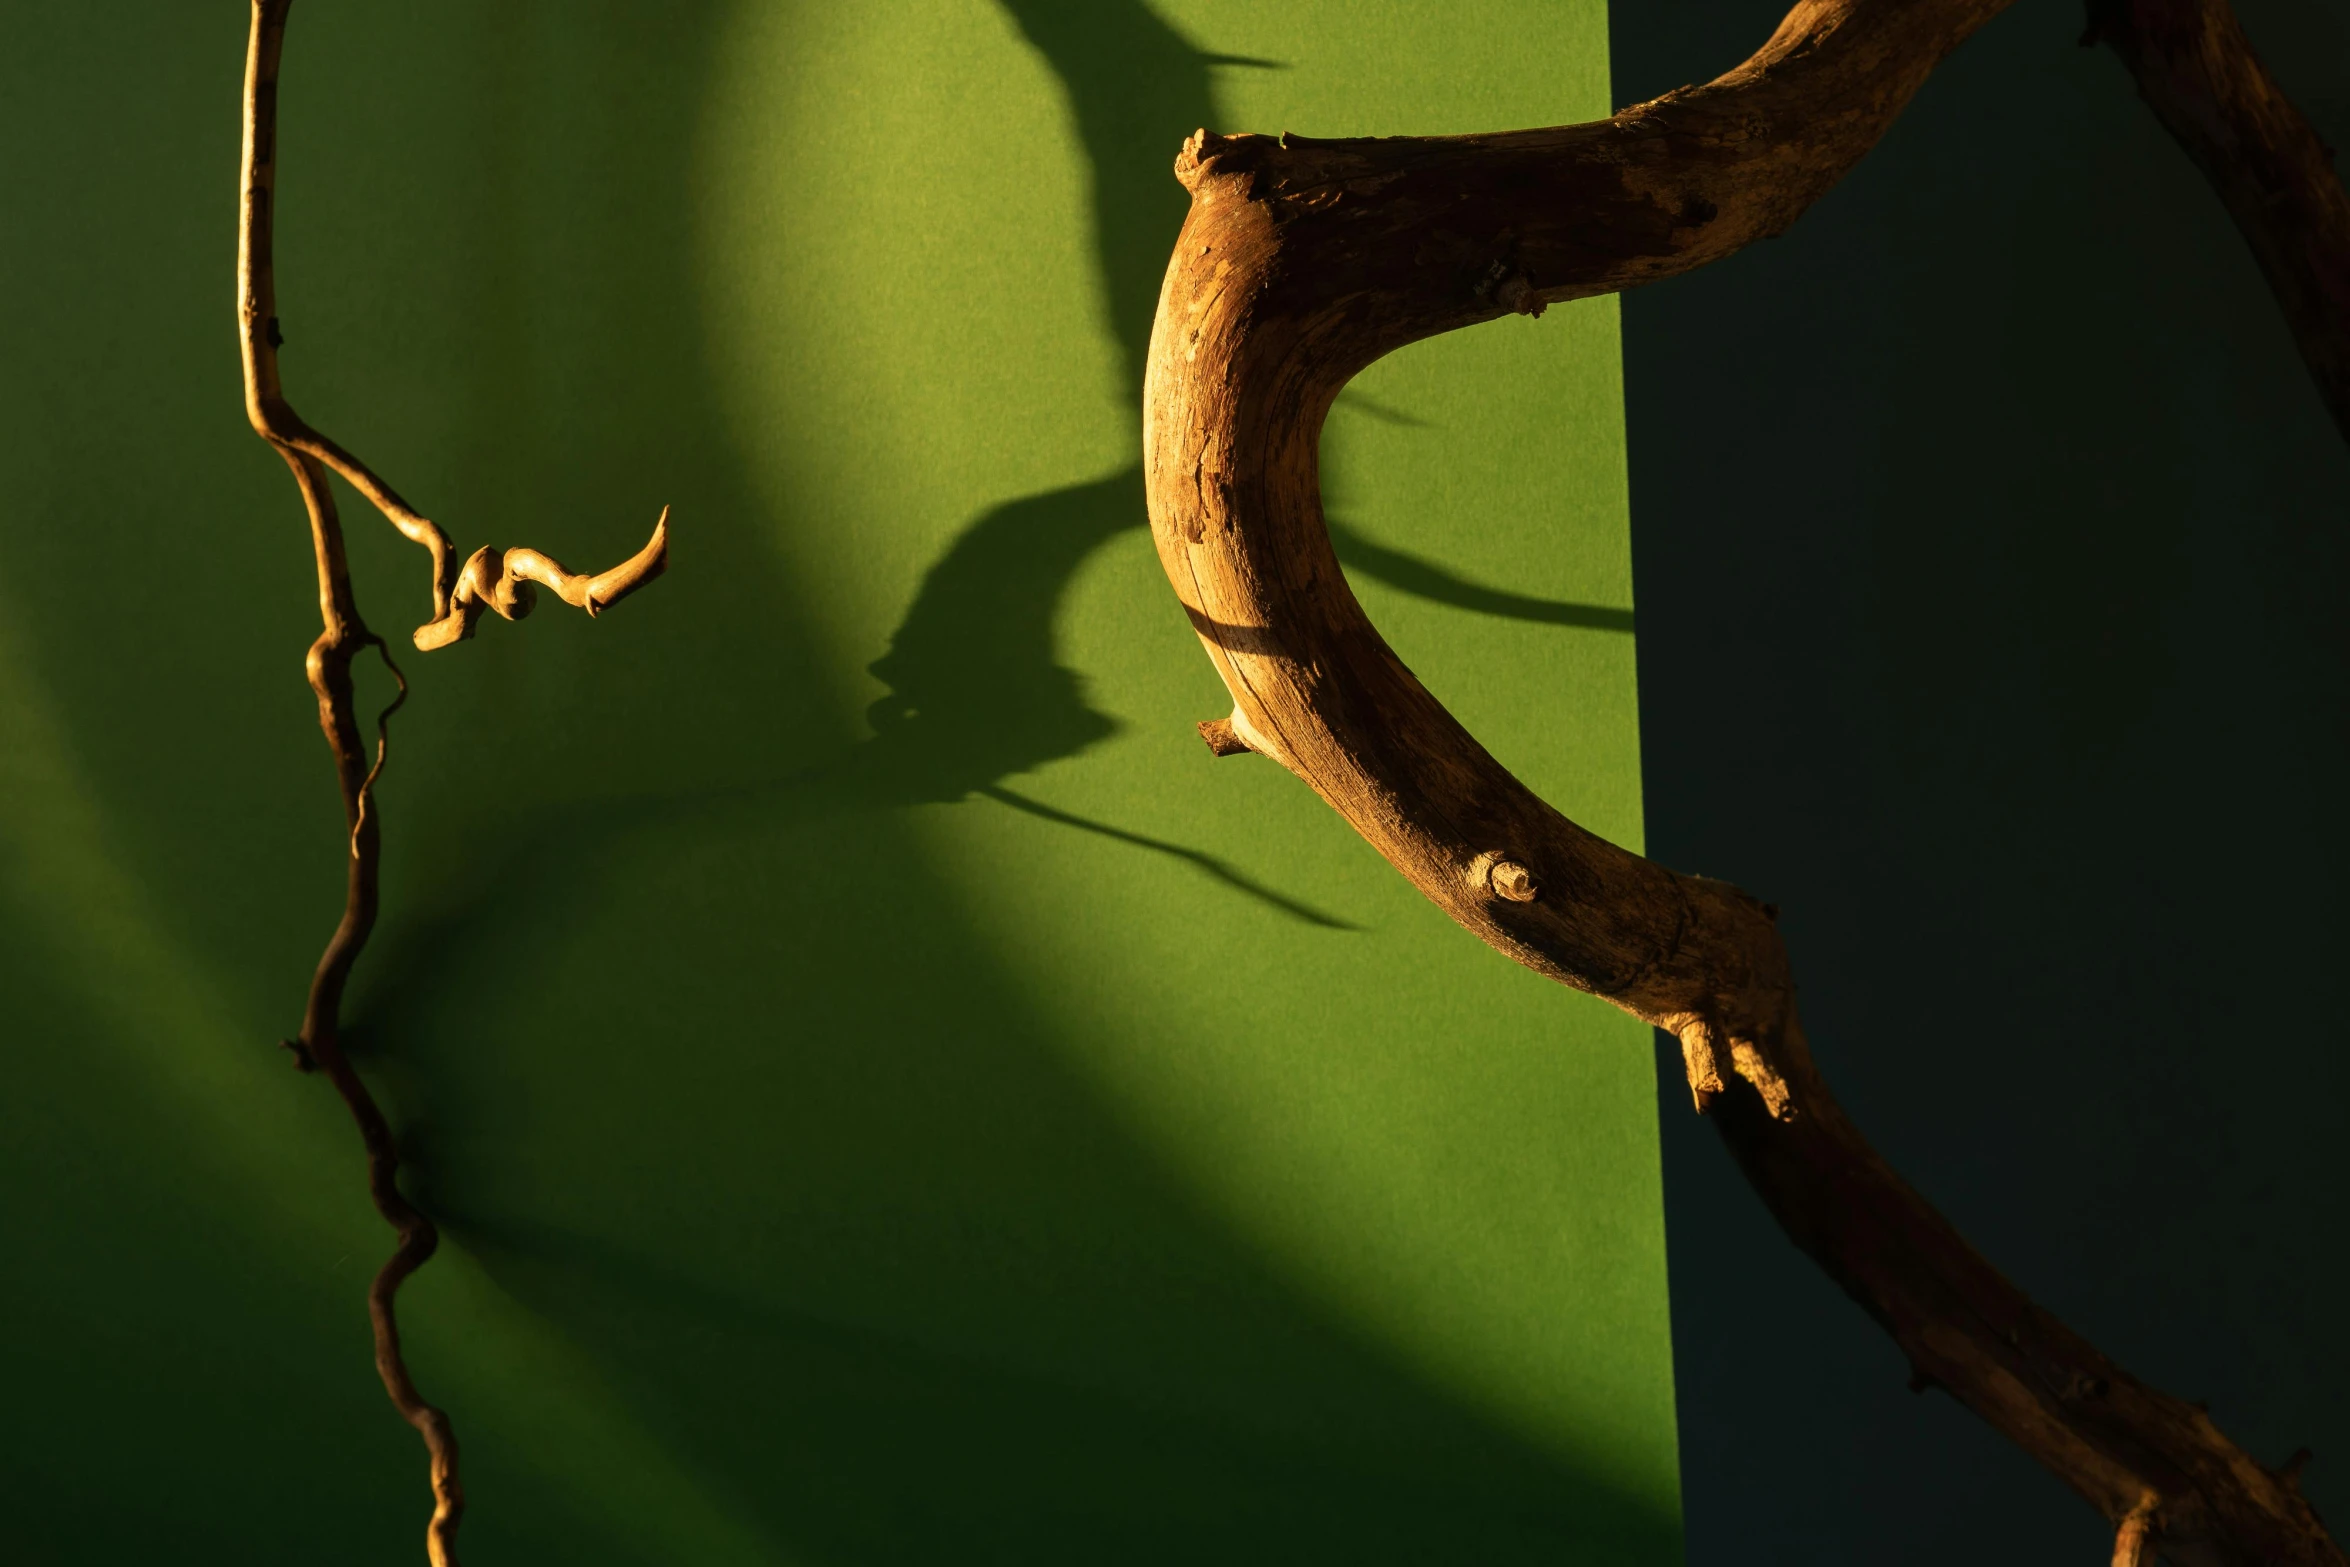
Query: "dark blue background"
1617 1 2350 1559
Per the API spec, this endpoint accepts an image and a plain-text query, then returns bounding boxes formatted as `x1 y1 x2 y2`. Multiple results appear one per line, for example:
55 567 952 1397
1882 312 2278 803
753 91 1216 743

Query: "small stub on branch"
1199 716 1249 756
1674 1018 1727 1112
1728 1037 1797 1121
2112 1494 2160 1567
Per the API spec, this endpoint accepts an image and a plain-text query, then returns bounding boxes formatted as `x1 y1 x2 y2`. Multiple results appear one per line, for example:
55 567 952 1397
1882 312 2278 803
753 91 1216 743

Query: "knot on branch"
1465 849 1542 903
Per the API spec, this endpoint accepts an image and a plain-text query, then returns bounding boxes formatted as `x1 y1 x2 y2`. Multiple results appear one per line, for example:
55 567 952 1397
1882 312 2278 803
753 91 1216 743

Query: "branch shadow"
1330 518 1638 632
853 1 1619 922
823 1 1303 912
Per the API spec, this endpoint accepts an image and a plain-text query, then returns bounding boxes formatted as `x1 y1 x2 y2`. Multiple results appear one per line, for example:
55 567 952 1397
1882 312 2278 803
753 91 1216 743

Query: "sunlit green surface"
0 4 1672 1561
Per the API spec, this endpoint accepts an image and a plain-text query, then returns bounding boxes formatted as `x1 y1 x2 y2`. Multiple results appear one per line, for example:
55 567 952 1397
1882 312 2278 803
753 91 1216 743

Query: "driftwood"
236 2 667 1561
1141 0 2348 1562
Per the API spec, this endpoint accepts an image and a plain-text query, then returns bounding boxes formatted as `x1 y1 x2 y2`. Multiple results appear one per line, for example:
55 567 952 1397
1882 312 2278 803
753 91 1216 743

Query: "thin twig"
236 3 668 1559
351 634 406 856
240 10 462 1558
236 1 666 656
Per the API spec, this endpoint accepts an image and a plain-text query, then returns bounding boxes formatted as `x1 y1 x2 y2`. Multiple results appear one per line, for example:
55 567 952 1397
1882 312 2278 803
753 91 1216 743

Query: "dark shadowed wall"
1614 1 2350 1561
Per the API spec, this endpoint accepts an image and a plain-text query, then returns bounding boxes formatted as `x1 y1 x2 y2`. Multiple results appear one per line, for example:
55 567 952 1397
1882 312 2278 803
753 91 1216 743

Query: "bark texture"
1141 0 2349 1561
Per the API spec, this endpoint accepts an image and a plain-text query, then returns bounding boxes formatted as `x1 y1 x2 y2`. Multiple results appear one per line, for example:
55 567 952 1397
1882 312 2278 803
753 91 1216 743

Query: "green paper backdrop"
0 3 1674 1561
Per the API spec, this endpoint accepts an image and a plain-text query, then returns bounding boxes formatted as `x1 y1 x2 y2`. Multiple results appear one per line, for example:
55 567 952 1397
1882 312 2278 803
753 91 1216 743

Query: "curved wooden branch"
1141 1 2346 1562
2088 0 2350 443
